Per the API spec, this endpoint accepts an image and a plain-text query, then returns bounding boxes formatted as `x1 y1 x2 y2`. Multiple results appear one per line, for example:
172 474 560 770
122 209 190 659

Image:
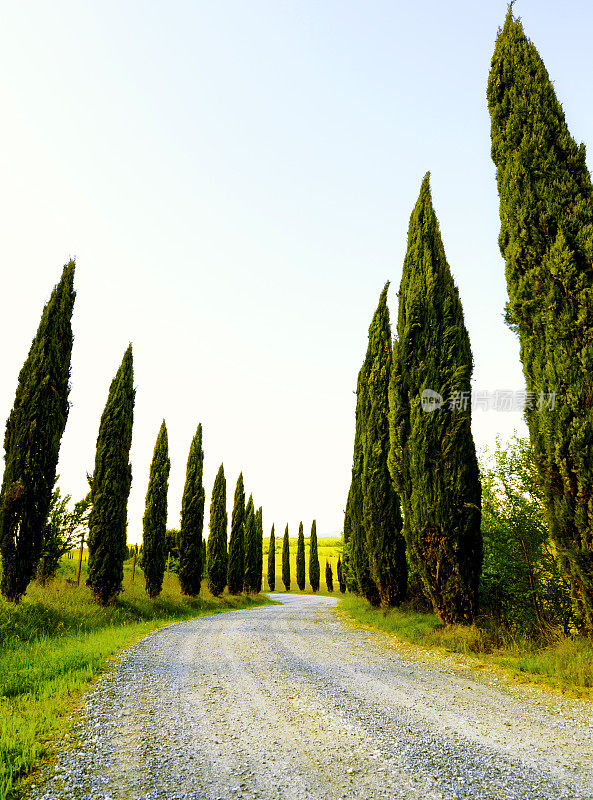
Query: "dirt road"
32 594 593 800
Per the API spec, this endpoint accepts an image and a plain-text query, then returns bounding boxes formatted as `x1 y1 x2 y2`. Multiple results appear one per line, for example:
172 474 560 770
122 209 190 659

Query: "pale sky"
1 1 592 543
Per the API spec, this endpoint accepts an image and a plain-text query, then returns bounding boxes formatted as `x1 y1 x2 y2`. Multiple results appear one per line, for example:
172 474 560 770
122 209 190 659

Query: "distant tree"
227 473 245 594
337 556 346 594
165 529 179 572
37 486 90 585
207 464 228 597
390 175 482 625
325 561 334 592
282 525 290 591
178 424 205 596
309 520 320 592
256 506 264 592
0 263 76 603
243 495 259 593
87 346 135 606
142 421 171 599
267 524 276 591
296 521 306 591
488 10 593 634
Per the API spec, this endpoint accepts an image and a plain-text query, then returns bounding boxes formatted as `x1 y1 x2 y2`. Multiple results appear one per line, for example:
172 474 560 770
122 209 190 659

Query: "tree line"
344 10 593 636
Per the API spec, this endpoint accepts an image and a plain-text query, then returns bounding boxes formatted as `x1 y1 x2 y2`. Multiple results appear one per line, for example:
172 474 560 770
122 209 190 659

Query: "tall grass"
339 594 593 697
0 557 272 800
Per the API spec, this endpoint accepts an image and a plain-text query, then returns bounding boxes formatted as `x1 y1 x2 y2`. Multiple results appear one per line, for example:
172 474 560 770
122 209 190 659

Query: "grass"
339 594 593 698
0 557 274 800
263 535 342 594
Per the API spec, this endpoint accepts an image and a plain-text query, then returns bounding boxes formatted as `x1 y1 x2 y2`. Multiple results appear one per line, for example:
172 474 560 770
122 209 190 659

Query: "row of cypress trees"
274 520 321 591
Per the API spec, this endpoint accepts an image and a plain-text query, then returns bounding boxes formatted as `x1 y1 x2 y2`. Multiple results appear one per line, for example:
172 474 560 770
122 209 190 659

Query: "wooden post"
76 534 85 586
132 545 137 583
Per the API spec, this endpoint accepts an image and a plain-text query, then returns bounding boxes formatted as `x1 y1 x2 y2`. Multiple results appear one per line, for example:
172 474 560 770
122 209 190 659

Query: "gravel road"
31 594 593 800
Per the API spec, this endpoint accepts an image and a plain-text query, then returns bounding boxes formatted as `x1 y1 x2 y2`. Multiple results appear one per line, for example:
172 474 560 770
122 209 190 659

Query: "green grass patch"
0 557 273 800
339 594 593 697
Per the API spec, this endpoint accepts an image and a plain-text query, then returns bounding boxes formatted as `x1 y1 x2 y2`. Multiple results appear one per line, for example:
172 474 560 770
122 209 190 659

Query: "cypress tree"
178 424 205 596
363 285 407 607
325 561 334 592
227 473 245 594
337 556 346 593
267 524 276 590
87 345 135 605
282 524 290 591
296 521 306 590
243 495 258 593
488 10 593 634
256 506 264 592
309 519 320 592
142 421 171 599
389 175 482 624
0 263 75 602
207 464 227 596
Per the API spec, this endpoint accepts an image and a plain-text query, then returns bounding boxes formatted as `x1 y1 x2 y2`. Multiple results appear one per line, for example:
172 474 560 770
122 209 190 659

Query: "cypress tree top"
0 262 76 602
142 421 171 600
178 424 205 597
87 345 135 605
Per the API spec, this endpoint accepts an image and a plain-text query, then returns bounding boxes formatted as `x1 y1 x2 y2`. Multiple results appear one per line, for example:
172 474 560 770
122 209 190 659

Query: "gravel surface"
30 594 593 800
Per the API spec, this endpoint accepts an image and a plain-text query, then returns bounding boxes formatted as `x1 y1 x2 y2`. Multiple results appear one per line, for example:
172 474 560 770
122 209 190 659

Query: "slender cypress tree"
142 421 171 599
87 345 135 605
389 175 482 625
325 561 334 592
296 521 306 590
282 524 290 591
309 519 320 592
488 10 593 633
363 285 407 607
243 495 258 593
227 473 245 594
256 506 264 592
178 424 205 596
337 556 346 593
207 464 227 596
267 524 276 590
0 263 75 602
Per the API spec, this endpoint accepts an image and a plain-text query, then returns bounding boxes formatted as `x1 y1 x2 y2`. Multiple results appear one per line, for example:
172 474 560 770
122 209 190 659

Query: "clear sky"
1 1 592 542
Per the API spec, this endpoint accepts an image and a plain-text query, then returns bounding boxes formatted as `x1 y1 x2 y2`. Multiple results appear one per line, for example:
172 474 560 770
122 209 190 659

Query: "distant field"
263 536 343 593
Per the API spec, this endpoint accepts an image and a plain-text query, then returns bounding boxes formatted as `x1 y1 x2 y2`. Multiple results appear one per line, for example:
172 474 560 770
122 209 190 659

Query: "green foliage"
488 11 593 634
267 524 276 590
178 424 205 596
243 495 258 593
481 436 574 635
0 263 75 603
337 556 346 593
309 520 320 592
227 473 245 594
325 560 334 592
390 175 482 625
296 521 305 591
142 421 171 599
87 346 135 606
363 285 407 607
202 539 207 578
256 506 263 592
207 464 228 597
36 486 90 585
282 524 290 591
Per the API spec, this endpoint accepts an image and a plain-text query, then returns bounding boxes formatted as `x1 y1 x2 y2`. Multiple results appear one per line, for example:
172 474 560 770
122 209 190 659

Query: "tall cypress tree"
337 556 346 593
267 524 276 590
0 263 76 602
389 175 482 625
207 463 227 597
309 519 320 592
325 560 334 592
227 473 245 594
243 495 258 593
363 285 407 607
282 524 290 591
178 424 205 596
256 505 264 592
296 521 306 590
488 10 593 634
142 421 171 599
87 345 135 606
